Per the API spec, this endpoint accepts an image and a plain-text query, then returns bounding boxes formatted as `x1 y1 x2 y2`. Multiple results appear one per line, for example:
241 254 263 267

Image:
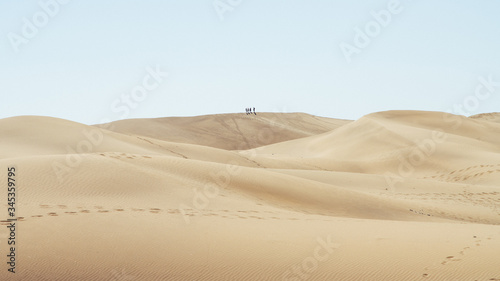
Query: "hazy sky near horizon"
1 0 500 124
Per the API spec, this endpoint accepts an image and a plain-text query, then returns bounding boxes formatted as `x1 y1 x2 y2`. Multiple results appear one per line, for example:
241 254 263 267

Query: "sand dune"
1 111 499 280
95 113 351 150
470 112 500 123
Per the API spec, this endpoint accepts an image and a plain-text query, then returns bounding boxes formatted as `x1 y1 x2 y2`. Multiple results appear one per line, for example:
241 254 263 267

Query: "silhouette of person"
245 108 248 115
253 107 256 115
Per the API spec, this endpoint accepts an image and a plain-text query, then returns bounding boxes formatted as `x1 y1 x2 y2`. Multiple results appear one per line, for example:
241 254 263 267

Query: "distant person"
245 108 249 115
253 107 256 115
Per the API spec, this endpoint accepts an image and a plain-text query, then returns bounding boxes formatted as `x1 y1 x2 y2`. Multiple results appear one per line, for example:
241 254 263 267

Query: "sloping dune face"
470 112 500 124
96 113 351 150
1 111 500 280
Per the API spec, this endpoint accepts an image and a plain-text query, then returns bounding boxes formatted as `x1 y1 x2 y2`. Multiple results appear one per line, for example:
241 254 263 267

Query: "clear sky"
1 0 499 124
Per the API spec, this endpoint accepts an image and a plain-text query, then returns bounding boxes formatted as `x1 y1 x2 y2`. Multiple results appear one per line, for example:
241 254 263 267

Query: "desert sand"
0 110 499 280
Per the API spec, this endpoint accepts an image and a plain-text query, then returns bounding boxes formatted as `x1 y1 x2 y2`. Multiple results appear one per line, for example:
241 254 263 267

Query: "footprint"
48 212 58 216
249 216 263 220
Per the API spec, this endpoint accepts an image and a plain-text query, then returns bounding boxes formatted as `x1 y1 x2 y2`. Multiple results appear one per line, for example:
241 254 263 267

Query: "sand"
0 110 499 280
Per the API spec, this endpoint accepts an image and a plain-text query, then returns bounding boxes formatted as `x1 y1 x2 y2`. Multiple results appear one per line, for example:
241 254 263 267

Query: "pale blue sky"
1 0 499 124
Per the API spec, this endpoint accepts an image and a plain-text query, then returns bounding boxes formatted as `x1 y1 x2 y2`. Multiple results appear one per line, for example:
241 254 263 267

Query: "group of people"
245 107 256 115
